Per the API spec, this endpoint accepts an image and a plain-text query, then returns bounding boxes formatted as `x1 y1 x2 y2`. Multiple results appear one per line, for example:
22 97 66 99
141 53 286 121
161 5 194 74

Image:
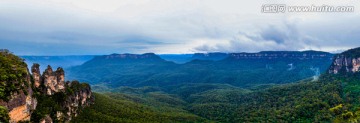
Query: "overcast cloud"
0 0 359 55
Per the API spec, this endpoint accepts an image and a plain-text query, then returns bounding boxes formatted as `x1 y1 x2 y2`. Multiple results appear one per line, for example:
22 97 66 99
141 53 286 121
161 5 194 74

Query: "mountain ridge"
67 50 334 88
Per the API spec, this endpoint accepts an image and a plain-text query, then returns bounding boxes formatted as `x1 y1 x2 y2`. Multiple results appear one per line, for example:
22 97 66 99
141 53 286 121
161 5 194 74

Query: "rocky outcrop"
329 48 360 74
31 63 41 88
61 82 93 121
42 65 65 95
32 64 66 95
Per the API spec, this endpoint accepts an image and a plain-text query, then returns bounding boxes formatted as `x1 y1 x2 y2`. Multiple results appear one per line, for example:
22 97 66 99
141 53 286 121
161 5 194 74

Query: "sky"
0 0 360 55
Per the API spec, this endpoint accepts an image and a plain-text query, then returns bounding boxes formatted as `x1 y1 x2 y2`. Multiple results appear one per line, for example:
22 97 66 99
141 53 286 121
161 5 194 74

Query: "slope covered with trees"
71 93 207 123
73 72 360 122
74 48 360 122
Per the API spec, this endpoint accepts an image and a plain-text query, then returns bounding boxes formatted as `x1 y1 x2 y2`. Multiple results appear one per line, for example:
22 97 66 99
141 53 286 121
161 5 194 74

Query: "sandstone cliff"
328 47 360 74
0 50 37 123
228 51 333 60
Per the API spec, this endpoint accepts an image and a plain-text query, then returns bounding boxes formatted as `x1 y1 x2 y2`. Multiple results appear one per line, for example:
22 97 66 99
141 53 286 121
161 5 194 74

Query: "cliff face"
188 51 333 61
0 73 37 123
61 82 92 121
328 48 360 74
0 50 37 123
0 50 93 123
228 51 333 60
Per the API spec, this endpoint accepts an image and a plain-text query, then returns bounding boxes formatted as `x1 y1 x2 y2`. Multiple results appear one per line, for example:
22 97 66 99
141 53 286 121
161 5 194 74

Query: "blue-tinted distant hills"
158 54 193 64
21 55 96 71
158 53 229 63
66 51 335 88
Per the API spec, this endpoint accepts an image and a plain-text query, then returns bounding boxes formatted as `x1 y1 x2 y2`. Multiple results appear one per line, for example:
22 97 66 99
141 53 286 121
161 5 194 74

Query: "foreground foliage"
76 74 360 122
71 93 207 123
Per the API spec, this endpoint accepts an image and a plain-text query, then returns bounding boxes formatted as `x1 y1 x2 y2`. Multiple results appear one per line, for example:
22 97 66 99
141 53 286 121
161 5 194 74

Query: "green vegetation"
0 49 28 122
73 74 360 122
233 75 343 122
340 47 360 58
0 49 29 101
71 93 207 123
31 93 66 122
0 106 10 123
31 80 91 122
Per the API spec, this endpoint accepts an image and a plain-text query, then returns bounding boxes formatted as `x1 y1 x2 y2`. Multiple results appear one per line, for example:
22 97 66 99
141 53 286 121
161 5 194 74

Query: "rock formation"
329 48 360 74
41 65 65 95
31 63 41 88
61 81 92 121
31 64 94 123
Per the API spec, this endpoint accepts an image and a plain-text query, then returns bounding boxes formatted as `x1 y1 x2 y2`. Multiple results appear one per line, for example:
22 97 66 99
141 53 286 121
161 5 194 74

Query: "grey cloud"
194 23 313 52
1 0 360 55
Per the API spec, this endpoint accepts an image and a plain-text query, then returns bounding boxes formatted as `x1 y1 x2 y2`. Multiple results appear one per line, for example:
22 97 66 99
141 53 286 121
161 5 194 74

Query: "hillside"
74 47 360 122
71 93 207 123
67 51 334 88
67 53 177 86
75 75 349 122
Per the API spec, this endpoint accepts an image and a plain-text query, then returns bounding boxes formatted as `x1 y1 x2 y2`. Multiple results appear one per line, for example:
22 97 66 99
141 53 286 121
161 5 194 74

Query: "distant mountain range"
21 51 334 71
65 51 334 88
21 55 96 71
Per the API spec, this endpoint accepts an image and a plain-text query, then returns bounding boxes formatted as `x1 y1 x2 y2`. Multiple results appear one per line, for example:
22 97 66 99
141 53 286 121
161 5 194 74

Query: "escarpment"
0 50 37 123
0 50 93 123
329 47 360 74
228 51 333 60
